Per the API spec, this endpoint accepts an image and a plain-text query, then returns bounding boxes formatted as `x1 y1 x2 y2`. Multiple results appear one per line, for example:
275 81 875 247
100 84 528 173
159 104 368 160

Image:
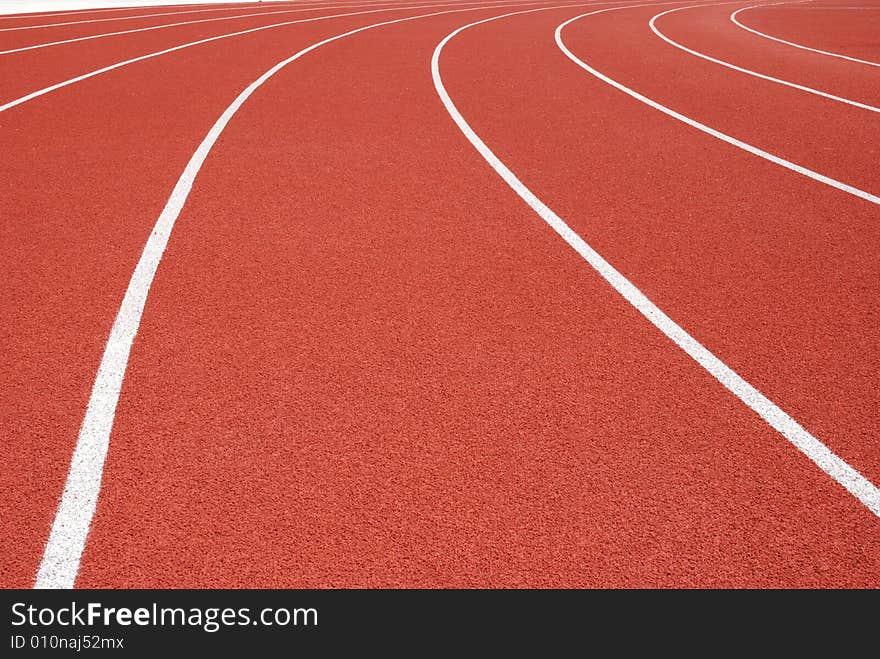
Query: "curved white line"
0 1 326 32
556 10 880 206
432 5 880 517
32 0 568 591
0 3 421 55
650 4 880 113
731 3 880 68
0 0 535 113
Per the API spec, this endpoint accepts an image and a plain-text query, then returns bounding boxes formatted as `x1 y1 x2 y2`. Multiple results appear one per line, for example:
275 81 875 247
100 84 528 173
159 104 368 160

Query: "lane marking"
32 0 577 591
0 1 336 32
431 5 880 517
650 4 880 113
0 0 541 112
0 1 453 54
555 8 880 206
731 3 880 68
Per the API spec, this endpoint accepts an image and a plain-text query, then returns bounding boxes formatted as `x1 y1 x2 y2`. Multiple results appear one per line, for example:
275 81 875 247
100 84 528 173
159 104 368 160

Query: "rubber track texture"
2 0 877 589
77 6 880 587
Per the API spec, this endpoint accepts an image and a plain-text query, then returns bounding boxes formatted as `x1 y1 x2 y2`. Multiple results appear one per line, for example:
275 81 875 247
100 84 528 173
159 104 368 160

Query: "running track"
1 0 878 589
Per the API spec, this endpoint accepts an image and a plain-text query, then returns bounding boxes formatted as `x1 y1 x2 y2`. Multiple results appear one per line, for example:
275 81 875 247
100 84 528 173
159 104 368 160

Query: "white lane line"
650 4 880 113
0 1 329 32
0 2 430 54
432 5 880 518
0 0 536 112
557 8 880 205
731 3 880 67
31 0 568 591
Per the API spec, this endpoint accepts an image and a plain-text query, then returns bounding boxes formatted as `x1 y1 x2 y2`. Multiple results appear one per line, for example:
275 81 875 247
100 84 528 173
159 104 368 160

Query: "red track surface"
739 2 880 64
1 0 878 589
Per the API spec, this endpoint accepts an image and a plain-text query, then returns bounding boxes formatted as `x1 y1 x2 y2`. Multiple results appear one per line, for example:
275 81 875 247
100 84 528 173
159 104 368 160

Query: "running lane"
73 5 877 588
735 2 880 64
654 2 880 108
439 6 880 504
0 2 477 589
